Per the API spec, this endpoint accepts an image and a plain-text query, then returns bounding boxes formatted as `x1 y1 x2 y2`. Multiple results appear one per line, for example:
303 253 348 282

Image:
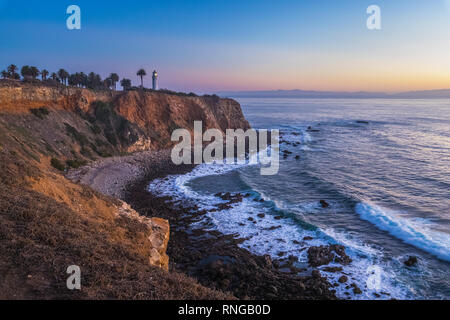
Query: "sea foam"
148 159 411 299
355 202 450 262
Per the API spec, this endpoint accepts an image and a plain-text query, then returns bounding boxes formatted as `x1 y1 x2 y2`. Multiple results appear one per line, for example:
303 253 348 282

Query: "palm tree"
57 69 69 85
68 72 83 87
7 64 18 79
21 65 31 80
120 78 132 91
79 72 88 88
87 72 96 89
1 70 8 79
41 69 49 81
29 66 40 80
136 69 146 88
51 72 59 82
94 74 102 88
103 77 113 89
75 73 84 87
86 72 103 89
68 74 77 86
109 73 119 90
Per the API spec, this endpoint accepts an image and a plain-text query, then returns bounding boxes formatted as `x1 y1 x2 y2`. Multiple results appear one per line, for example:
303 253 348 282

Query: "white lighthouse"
152 70 158 90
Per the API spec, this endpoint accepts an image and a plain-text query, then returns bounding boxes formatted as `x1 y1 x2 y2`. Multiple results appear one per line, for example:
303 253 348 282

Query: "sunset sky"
1 0 450 93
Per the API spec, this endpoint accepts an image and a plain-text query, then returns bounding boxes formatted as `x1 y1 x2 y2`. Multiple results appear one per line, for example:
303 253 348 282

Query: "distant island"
217 89 450 99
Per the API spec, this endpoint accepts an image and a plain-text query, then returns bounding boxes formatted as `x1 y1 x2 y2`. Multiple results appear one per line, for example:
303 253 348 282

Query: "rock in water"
319 200 329 208
404 256 418 267
307 244 352 267
351 283 362 294
263 254 272 268
311 270 322 278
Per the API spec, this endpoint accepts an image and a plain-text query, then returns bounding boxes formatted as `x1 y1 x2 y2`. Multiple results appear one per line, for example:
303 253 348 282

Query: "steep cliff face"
0 81 245 299
0 82 250 154
113 91 250 149
0 82 113 114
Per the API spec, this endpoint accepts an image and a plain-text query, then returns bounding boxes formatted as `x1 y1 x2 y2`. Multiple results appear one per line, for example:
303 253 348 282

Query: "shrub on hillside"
64 123 89 146
50 158 65 171
90 124 102 134
30 107 50 119
66 159 88 169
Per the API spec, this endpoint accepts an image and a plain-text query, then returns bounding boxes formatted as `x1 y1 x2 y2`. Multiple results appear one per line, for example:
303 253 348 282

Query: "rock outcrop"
0 82 113 114
307 245 352 267
114 91 250 150
118 202 170 271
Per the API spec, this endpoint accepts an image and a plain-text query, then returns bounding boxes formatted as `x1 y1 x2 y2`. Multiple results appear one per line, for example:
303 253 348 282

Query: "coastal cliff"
0 81 247 299
0 82 250 154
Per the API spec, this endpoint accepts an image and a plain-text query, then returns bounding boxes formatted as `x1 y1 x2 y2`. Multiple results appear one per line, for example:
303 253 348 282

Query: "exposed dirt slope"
0 81 244 299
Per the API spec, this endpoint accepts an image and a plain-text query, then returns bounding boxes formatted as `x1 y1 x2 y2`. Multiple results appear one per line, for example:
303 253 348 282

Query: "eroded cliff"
0 81 246 299
0 82 250 155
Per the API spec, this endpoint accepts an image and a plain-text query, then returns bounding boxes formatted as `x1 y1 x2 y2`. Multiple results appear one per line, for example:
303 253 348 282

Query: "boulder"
263 254 272 267
311 270 322 278
319 200 329 208
118 201 170 271
323 266 343 273
351 283 362 294
307 244 352 267
404 256 418 267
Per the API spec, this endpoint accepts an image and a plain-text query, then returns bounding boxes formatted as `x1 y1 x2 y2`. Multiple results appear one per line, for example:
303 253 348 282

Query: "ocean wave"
149 163 411 299
355 202 450 262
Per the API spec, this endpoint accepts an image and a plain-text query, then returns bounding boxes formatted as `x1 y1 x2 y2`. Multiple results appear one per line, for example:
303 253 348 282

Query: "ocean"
149 98 450 300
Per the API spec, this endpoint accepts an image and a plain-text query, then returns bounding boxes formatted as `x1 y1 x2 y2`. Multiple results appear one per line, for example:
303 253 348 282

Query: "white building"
152 70 158 90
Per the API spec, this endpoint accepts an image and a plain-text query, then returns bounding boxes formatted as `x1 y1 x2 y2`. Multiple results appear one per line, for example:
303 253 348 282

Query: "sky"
0 0 450 93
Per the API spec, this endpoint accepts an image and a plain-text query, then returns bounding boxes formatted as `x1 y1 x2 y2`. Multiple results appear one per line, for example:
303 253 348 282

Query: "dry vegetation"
0 87 233 299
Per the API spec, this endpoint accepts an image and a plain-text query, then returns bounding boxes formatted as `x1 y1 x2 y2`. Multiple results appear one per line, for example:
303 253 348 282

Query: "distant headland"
217 89 450 99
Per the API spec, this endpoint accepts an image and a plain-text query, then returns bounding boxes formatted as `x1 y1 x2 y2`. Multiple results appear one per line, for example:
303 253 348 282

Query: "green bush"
50 158 65 171
64 123 89 146
66 159 88 169
90 124 102 134
30 107 50 119
105 131 118 146
98 150 112 158
80 147 93 158
93 101 113 123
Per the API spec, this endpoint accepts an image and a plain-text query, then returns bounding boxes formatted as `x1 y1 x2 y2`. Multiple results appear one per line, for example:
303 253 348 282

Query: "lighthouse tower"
152 70 158 90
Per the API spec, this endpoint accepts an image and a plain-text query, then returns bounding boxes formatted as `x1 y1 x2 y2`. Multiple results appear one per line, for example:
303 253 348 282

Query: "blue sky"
1 0 449 93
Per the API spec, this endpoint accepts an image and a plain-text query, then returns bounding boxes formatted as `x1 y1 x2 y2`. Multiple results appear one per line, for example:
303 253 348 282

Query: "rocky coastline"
0 81 357 299
68 149 361 300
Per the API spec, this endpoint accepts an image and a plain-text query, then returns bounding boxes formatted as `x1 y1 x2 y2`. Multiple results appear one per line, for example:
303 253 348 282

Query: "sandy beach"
66 150 173 200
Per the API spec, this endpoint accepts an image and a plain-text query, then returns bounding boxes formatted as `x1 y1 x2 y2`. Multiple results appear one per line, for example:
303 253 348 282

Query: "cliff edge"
0 82 250 154
0 81 247 299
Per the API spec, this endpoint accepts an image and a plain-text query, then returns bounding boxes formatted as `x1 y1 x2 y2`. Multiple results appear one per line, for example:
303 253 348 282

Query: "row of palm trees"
1 64 151 91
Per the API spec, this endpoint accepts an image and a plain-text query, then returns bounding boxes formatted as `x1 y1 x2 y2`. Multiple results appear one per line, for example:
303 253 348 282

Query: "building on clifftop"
152 70 158 90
